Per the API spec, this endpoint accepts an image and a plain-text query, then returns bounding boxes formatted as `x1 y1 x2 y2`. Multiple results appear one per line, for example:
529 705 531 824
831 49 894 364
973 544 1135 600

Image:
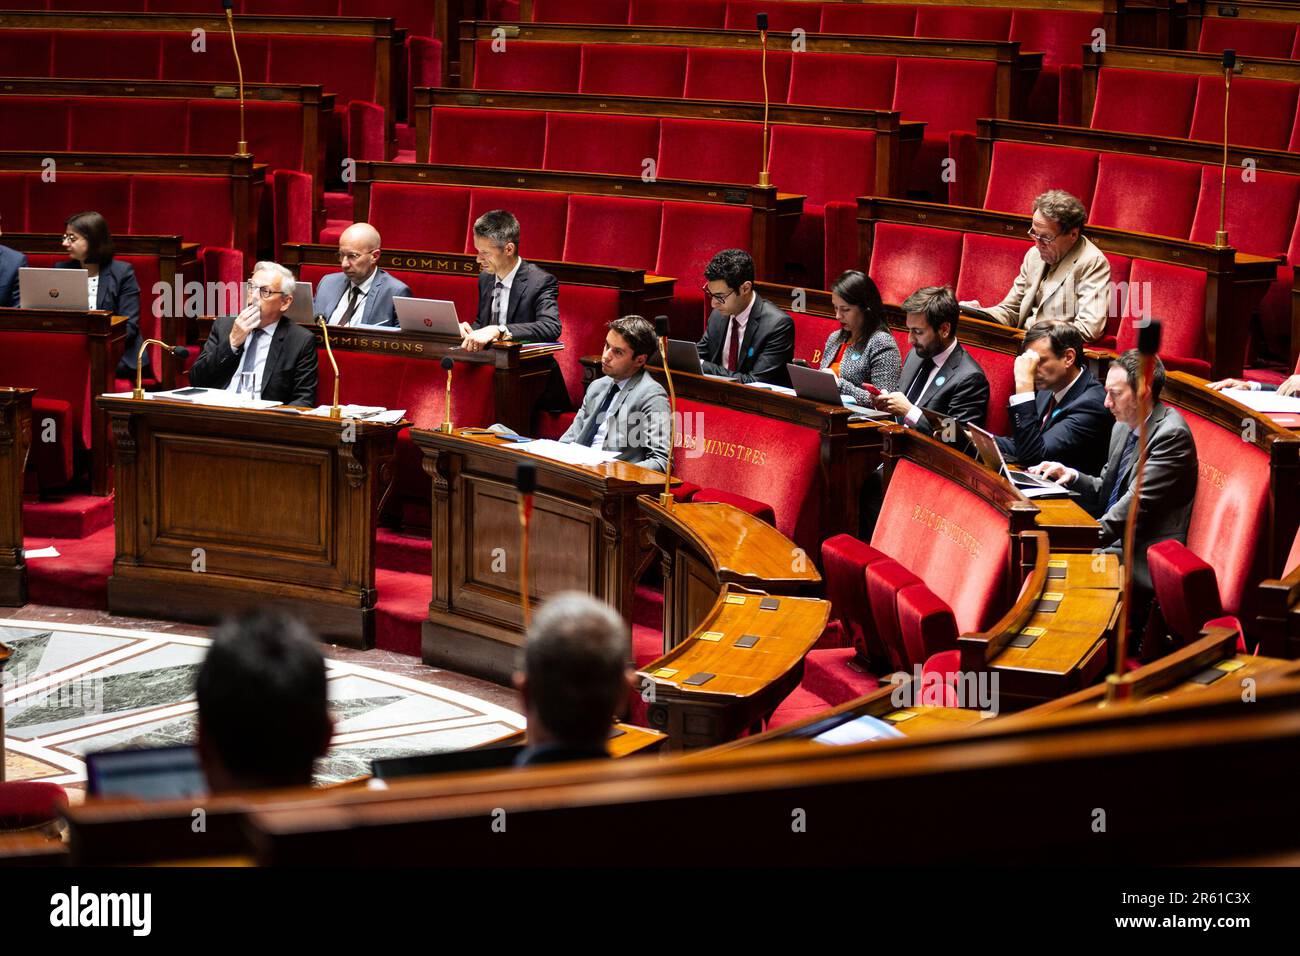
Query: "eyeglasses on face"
701 284 735 305
62 233 83 243
247 284 286 299
1027 227 1060 245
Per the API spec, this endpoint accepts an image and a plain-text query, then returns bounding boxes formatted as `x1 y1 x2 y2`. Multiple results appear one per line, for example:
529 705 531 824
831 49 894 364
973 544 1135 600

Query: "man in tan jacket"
963 189 1111 342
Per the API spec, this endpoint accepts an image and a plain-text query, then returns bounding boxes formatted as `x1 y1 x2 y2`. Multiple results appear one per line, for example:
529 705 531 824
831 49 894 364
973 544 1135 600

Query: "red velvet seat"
25 173 132 234
818 4 916 38
0 30 53 77
1189 75 1299 152
0 333 93 489
915 6 1011 41
865 557 924 672
160 33 270 83
473 39 582 93
955 233 1030 314
427 106 547 168
683 48 792 104
868 222 962 307
983 141 1098 216
0 782 68 831
655 200 753 341
896 579 961 670
1198 18 1297 60
786 52 896 111
549 283 621 410
0 97 69 151
52 30 161 80
577 43 687 98
961 341 1012 434
893 57 998 201
463 187 569 262
543 112 659 176
791 311 841 367
1090 68 1197 139
690 488 775 525
369 183 470 251
1010 10 1102 124
820 534 889 661
563 194 661 270
919 648 963 707
628 0 726 29
1145 540 1246 651
1114 259 1209 377
1090 154 1203 238
655 118 762 184
724 0 820 34
532 0 629 24
68 97 184 153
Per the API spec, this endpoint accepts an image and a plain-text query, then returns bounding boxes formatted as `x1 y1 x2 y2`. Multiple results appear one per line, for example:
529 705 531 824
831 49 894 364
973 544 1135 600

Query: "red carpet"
23 493 114 539
374 568 429 657
376 528 432 575
23 525 115 609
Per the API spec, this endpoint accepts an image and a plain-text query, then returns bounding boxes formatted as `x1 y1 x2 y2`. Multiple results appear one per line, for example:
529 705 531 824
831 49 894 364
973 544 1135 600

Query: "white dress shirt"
493 257 523 329
720 291 757 371
904 338 960 426
226 319 279 399
1009 368 1083 408
328 268 377 326
87 274 99 309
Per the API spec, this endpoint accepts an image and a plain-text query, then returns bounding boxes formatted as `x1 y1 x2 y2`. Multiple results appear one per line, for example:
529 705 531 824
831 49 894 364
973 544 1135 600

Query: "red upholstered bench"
683 48 793 104
818 4 917 38
1198 17 1297 60
1091 67 1198 139
983 141 1099 216
0 782 68 831
0 333 94 491
578 43 689 98
787 51 896 111
1189 75 1299 153
868 221 963 308
894 57 997 202
1147 540 1248 653
629 0 725 28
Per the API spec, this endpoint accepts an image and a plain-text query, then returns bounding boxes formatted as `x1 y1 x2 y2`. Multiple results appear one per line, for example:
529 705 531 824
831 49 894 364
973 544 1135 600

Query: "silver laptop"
663 338 732 380
284 280 313 322
394 296 462 334
787 363 886 417
19 267 90 310
965 422 1069 497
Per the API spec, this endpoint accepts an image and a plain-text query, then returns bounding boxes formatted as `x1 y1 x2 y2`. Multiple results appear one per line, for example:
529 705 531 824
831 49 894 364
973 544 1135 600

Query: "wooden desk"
638 497 821 652
412 428 667 682
485 722 667 758
99 396 401 647
0 387 33 607
1033 497 1103 552
638 586 830 749
0 309 126 496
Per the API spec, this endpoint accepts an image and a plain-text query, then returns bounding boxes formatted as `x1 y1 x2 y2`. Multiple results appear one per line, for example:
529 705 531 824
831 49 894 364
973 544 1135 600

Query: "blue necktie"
1105 431 1139 511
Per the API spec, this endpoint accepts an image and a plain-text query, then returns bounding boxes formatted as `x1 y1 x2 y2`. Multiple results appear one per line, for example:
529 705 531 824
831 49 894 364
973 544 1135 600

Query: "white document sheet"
1222 388 1300 414
505 438 618 467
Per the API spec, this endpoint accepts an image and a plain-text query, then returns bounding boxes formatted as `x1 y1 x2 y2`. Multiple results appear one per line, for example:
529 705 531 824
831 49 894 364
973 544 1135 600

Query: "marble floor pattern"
1 618 525 789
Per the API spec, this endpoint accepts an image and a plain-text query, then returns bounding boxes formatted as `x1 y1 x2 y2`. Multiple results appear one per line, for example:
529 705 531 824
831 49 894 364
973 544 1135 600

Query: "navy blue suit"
0 244 27 308
315 268 411 328
56 259 142 372
994 369 1112 476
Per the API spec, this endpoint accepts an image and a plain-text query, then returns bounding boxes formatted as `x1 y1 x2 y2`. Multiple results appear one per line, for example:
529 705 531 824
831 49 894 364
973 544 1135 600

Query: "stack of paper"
1222 388 1300 415
503 438 618 466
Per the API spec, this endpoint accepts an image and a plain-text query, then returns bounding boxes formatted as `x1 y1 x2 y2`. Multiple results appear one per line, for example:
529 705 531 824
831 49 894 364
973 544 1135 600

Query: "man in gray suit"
315 222 411 328
560 315 670 472
1031 350 1197 615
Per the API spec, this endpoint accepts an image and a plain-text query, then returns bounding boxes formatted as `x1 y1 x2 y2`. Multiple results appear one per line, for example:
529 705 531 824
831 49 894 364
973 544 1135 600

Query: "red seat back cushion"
655 201 753 289
188 100 305 172
67 97 184 153
819 5 916 38
1010 10 1103 68
563 194 661 270
52 30 161 80
29 173 132 235
915 6 1011 41
792 312 842 366
1090 154 1202 238
955 233 1029 312
390 272 480 325
1090 68 1196 138
672 397 823 554
893 58 997 138
533 0 628 24
1116 259 1206 362
1190 75 1299 152
767 125 877 208
577 43 687 98
961 342 1013 435
0 97 70 151
1147 539 1225 645
130 175 234 250
896 581 960 669
0 31 53 78
787 52 896 111
160 33 270 83
544 112 659 176
463 187 569 261
983 142 1097 215
865 558 922 672
428 107 547 168
369 183 470 251
628 0 726 28
1181 411 1271 616
268 37 375 104
656 118 762 184
474 40 582 93
872 458 1010 632
553 283 620 407
0 332 92 446
684 48 792 104
868 222 962 307
725 0 821 34
1189 167 1300 259
1198 18 1296 59
820 534 889 658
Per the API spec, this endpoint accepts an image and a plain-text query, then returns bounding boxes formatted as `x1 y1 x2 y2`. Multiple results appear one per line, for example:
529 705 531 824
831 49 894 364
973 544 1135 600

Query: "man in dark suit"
315 222 411 328
188 261 318 406
696 248 794 386
460 209 561 350
513 592 633 768
1031 350 1197 618
560 316 670 472
994 320 1112 475
874 286 989 442
0 221 27 308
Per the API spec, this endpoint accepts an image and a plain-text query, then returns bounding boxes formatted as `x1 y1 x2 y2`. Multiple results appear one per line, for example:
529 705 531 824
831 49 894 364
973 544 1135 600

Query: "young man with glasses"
696 248 795 386
960 189 1111 342
189 261 319 406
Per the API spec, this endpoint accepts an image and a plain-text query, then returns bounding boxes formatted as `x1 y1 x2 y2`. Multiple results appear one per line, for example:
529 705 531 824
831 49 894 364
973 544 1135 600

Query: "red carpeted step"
767 685 834 729
376 528 432 575
396 122 416 151
23 493 115 539
374 568 430 657
632 622 665 669
394 149 417 163
23 525 115 610
800 647 882 706
324 191 352 221
631 583 663 632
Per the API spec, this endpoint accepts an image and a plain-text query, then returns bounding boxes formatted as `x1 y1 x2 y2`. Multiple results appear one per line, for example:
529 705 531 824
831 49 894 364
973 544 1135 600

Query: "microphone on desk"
316 315 342 419
756 13 772 189
1106 319 1163 703
133 341 191 400
222 0 250 157
515 461 536 628
439 356 455 433
654 314 677 507
1215 48 1236 248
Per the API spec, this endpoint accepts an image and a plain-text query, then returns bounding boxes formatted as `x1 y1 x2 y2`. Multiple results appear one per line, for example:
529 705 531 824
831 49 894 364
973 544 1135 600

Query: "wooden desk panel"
0 388 33 607
100 396 400 647
1032 498 1102 552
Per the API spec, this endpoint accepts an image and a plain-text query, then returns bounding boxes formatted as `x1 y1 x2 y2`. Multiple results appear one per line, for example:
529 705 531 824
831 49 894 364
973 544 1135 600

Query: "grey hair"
472 209 521 250
1033 189 1087 233
253 260 296 299
520 592 630 744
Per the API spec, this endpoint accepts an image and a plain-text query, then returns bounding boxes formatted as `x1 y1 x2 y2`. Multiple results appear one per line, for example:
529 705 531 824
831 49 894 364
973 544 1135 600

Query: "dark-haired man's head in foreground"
196 610 333 792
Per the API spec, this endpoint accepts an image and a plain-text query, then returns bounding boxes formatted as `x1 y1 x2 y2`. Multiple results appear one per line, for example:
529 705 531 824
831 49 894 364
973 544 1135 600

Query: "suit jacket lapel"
898 351 923 395
1037 239 1086 314
737 296 763 368
96 267 111 310
506 260 528 325
262 321 288 383
919 345 963 404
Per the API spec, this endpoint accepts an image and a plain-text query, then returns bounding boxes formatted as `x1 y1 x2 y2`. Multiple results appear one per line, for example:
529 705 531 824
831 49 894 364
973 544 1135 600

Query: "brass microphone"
515 461 536 628
316 315 341 419
222 0 250 157
439 355 454 433
134 341 190 400
655 314 677 507
756 12 772 189
1215 48 1235 248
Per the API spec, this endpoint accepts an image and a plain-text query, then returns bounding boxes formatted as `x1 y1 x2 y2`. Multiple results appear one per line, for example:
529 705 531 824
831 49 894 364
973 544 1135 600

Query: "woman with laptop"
816 270 902 402
56 210 143 381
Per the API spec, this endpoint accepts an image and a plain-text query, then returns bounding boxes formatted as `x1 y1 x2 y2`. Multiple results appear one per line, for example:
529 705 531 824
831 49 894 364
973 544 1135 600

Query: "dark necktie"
1105 431 1139 511
725 316 741 372
1041 394 1058 429
493 279 506 327
576 384 618 448
905 358 934 406
339 285 362 326
236 328 262 393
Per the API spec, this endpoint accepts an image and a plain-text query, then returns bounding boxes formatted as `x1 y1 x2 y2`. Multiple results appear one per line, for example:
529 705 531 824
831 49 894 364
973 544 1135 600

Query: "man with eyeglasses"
189 261 318 406
961 189 1111 342
316 222 411 328
696 248 794 386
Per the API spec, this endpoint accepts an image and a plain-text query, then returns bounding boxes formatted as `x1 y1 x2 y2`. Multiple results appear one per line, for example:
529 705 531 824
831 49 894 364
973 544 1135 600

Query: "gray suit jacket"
982 234 1111 342
560 368 670 472
1072 402 1197 591
316 269 411 328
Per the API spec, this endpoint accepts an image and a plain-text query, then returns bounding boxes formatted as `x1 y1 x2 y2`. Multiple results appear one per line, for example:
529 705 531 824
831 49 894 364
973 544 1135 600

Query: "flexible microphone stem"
134 339 190 399
1215 49 1234 248
225 7 250 157
439 356 454 433
655 316 676 507
316 316 341 418
757 20 771 188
